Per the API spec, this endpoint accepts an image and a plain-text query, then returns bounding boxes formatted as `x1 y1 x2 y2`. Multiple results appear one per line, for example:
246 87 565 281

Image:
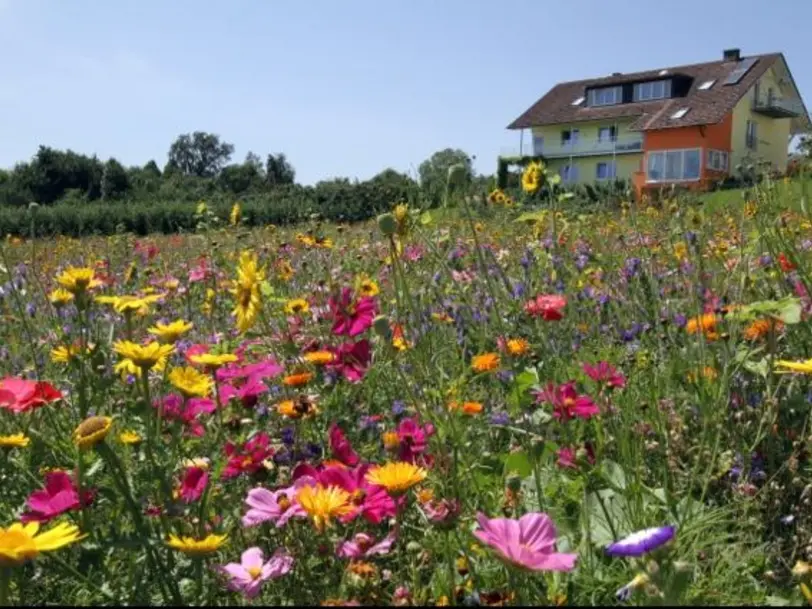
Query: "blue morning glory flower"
606 526 675 557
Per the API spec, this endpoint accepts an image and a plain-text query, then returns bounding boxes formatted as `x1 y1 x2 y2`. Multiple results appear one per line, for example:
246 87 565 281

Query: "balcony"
752 95 804 118
499 135 643 160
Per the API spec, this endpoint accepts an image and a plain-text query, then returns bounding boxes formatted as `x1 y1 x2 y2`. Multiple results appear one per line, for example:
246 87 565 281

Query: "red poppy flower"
0 378 62 413
524 294 567 321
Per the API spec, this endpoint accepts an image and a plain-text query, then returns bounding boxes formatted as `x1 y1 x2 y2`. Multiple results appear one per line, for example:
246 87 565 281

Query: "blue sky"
0 0 808 184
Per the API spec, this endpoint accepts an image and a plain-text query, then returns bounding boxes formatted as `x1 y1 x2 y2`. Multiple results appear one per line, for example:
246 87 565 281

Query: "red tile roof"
507 53 786 131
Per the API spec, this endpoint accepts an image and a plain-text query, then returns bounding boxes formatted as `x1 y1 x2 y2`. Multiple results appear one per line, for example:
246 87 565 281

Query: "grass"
0 172 809 606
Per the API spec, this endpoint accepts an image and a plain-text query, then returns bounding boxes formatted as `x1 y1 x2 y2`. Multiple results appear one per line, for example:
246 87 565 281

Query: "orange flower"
505 338 530 356
448 401 483 415
282 372 314 387
685 313 719 340
382 431 400 450
304 351 334 366
743 318 783 341
471 353 500 373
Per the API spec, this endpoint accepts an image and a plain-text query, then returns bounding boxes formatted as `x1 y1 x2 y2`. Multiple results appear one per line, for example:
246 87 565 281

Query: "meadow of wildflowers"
0 167 810 606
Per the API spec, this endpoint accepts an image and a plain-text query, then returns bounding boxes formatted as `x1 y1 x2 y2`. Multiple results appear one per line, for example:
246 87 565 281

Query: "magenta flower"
534 381 599 421
158 394 215 437
219 376 269 408
217 358 284 383
421 498 461 527
328 340 371 383
317 465 398 524
396 417 434 464
242 481 310 528
582 361 626 389
336 532 396 559
21 471 94 523
329 424 360 467
223 432 274 480
178 466 208 503
329 287 376 337
473 512 577 572
219 547 293 598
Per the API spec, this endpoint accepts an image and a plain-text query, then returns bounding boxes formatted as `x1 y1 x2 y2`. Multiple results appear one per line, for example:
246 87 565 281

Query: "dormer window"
633 79 672 102
588 86 622 107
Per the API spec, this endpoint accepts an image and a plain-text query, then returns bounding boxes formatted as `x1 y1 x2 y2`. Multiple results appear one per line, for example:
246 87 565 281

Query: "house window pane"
647 152 664 180
532 135 544 155
665 151 683 180
683 150 700 179
598 127 615 142
589 86 621 106
596 161 616 180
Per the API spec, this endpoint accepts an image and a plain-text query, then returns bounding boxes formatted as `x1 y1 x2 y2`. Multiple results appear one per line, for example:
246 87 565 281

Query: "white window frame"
706 149 729 172
560 164 579 183
633 79 672 102
596 161 616 180
588 86 622 107
646 148 702 183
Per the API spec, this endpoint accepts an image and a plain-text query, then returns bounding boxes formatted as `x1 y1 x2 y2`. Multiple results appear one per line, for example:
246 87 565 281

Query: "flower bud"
377 213 397 236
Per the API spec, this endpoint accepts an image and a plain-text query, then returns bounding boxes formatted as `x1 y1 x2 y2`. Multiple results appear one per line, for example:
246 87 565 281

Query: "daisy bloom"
113 341 175 370
48 289 74 307
169 367 214 399
119 430 142 445
148 320 193 344
219 547 293 599
304 350 335 366
0 521 85 567
55 267 100 295
295 484 354 532
166 533 227 557
605 526 675 557
189 352 239 369
471 353 500 373
73 416 112 450
0 433 29 449
365 462 427 495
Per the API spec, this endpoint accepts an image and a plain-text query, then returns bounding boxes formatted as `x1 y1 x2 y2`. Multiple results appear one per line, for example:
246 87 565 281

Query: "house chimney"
723 48 741 61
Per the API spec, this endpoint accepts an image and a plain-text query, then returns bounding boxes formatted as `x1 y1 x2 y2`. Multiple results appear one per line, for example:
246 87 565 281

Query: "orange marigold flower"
282 372 314 387
471 353 500 373
303 351 334 366
448 401 484 415
685 313 719 339
743 318 783 341
505 338 530 356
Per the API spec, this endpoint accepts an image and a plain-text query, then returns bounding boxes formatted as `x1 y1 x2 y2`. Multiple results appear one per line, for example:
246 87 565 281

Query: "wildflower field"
0 175 811 606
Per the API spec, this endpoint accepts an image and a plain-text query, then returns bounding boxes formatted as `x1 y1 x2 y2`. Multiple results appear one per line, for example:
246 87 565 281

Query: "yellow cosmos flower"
471 353 500 373
166 533 227 557
0 433 30 449
148 320 193 344
365 462 427 495
189 353 238 369
295 485 353 532
303 350 335 366
56 267 100 294
284 298 310 316
73 416 112 450
48 289 74 307
118 430 142 445
230 251 265 333
0 521 85 567
113 341 175 370
168 367 213 398
775 359 812 375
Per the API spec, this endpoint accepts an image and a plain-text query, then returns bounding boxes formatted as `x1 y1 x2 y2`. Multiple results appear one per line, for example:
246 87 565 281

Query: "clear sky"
0 0 809 184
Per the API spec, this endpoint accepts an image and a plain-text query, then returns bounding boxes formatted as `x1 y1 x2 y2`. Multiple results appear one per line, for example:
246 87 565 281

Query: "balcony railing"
752 95 804 118
499 135 643 160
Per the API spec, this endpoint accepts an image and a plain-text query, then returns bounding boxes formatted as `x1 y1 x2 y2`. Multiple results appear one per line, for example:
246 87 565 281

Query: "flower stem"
0 568 10 607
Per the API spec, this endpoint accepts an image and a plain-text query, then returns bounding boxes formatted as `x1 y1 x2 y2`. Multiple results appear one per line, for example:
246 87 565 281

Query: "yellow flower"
505 338 530 356
48 289 74 307
230 251 265 333
365 462 427 495
96 294 164 315
382 431 400 450
284 298 310 316
230 202 242 226
0 521 85 567
295 485 353 532
471 352 500 373
775 359 812 375
196 201 208 215
73 416 112 450
277 260 295 282
119 430 142 445
673 241 688 262
792 560 812 577
169 367 213 398
166 533 227 557
521 161 544 194
113 341 175 370
303 350 335 366
0 433 30 449
56 267 100 294
357 277 380 297
148 320 193 344
114 357 165 380
314 235 333 249
189 352 238 369
182 457 211 470
51 345 84 364
277 397 319 419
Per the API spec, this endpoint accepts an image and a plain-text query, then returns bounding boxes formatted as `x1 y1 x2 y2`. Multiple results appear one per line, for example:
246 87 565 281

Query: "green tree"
266 153 296 186
166 132 235 178
100 158 130 200
417 148 474 206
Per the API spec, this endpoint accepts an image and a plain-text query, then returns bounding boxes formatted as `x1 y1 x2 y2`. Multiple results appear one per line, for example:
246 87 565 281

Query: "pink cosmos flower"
158 394 215 437
188 257 213 283
396 417 434 464
178 466 208 503
219 547 293 598
22 471 94 523
329 287 376 337
582 361 626 389
222 433 273 480
0 378 62 413
217 359 284 383
534 381 599 421
421 498 461 526
315 465 398 524
242 481 310 528
328 340 371 383
336 532 396 559
473 512 577 572
524 294 567 321
329 424 360 467
219 376 269 408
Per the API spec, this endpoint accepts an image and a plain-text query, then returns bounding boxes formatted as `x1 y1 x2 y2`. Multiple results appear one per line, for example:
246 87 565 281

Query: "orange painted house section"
632 112 733 198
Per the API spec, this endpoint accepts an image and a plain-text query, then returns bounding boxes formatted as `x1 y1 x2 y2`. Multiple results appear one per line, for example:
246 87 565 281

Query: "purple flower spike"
606 526 675 557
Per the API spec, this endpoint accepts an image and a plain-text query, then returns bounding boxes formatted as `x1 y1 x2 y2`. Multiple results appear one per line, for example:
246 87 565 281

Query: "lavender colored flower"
391 400 406 416
280 427 295 446
490 412 510 426
605 526 675 557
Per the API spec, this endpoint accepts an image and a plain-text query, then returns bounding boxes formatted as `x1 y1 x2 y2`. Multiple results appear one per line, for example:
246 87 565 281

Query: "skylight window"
698 80 715 90
659 69 669 76
671 107 690 119
571 96 585 106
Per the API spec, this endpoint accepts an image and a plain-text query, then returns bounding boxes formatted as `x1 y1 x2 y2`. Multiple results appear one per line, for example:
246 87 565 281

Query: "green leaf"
514 211 547 224
777 298 802 324
503 451 533 478
743 357 769 378
420 211 433 225
259 281 275 297
584 490 627 546
601 459 627 491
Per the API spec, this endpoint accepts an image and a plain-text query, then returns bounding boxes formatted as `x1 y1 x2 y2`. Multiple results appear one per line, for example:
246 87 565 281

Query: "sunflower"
295 485 353 532
230 251 265 333
189 352 238 369
277 260 295 282
96 294 164 316
0 434 30 449
0 521 85 567
113 341 175 370
521 161 544 194
357 277 380 298
365 462 427 495
73 416 112 450
471 353 500 373
148 320 193 344
166 533 227 557
168 367 214 398
284 298 310 316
